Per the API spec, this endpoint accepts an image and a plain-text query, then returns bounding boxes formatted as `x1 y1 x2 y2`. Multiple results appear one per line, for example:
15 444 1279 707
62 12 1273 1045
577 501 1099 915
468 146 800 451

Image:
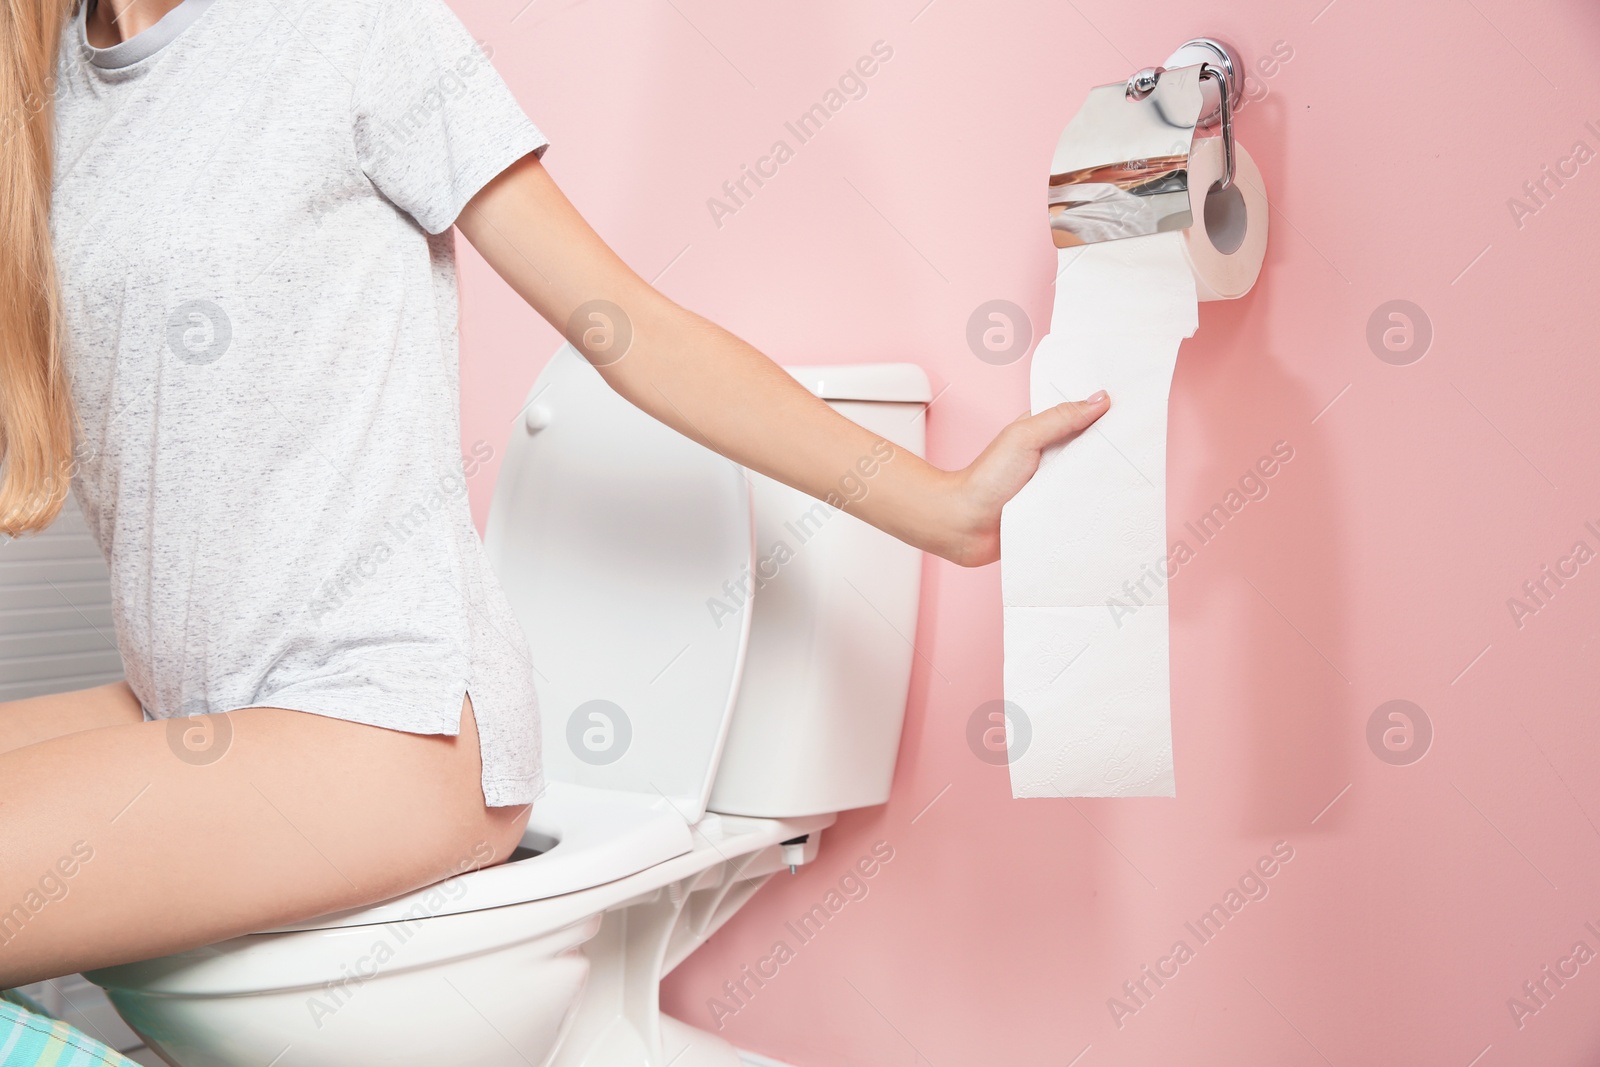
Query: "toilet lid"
485 345 753 822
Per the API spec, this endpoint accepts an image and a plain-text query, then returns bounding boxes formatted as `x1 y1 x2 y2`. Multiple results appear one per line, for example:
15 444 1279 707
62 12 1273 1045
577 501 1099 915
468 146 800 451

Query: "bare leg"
0 694 529 987
0 682 145 756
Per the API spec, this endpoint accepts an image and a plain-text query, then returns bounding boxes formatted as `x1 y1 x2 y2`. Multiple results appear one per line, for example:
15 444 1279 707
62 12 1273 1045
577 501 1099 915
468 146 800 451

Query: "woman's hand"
935 392 1110 567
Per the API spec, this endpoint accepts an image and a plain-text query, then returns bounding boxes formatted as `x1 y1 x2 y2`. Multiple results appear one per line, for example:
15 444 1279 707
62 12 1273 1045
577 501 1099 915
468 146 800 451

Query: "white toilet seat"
269 782 695 933
87 806 831 1003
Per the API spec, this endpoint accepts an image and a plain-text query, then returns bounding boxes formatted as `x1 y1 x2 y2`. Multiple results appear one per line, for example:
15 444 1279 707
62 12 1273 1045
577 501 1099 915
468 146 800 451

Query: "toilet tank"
707 364 931 817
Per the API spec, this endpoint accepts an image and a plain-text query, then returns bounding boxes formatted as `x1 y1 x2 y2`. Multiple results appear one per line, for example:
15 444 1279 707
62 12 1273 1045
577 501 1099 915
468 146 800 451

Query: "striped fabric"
0 992 138 1066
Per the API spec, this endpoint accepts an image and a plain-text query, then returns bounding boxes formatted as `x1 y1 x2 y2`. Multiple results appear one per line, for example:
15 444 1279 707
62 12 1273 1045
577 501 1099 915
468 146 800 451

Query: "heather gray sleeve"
352 0 549 235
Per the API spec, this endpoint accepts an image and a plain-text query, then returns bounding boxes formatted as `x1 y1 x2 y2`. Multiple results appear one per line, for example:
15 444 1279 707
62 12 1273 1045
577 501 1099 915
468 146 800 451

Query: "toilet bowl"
86 347 931 1066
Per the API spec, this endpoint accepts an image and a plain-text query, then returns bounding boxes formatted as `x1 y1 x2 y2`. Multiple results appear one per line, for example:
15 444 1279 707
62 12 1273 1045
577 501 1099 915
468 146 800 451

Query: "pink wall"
452 1 1600 1063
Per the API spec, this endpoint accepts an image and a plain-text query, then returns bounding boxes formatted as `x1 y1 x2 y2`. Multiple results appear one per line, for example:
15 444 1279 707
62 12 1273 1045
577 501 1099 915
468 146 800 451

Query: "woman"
0 0 1109 990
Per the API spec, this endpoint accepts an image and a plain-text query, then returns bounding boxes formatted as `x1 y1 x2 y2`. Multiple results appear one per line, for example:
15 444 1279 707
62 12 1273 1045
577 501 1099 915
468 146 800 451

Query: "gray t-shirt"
51 0 549 806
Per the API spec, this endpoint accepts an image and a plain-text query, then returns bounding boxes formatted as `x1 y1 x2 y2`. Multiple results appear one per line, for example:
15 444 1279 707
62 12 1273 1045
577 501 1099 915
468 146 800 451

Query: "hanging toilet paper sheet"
1000 234 1195 798
1000 136 1266 799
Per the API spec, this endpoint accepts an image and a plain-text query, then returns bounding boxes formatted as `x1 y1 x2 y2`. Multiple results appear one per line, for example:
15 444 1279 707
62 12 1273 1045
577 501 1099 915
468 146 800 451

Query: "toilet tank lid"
783 363 932 403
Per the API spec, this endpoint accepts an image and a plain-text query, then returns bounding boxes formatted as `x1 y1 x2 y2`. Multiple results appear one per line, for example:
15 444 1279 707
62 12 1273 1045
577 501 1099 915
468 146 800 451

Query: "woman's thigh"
0 682 146 757
0 694 529 988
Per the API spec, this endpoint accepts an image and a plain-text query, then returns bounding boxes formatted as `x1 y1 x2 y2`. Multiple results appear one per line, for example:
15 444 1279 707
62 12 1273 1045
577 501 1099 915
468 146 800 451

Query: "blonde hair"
0 0 79 536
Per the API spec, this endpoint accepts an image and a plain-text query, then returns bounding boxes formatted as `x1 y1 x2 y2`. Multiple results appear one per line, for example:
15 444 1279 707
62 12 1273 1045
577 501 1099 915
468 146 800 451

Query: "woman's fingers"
1021 391 1110 450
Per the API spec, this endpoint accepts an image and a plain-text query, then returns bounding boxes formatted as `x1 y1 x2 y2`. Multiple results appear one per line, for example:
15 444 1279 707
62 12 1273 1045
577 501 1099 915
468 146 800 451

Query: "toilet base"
95 915 601 1067
550 833 813 1066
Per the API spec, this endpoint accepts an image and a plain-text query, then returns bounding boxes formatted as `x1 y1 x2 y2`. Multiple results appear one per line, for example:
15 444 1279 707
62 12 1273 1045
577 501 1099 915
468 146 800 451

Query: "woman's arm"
455 154 1109 567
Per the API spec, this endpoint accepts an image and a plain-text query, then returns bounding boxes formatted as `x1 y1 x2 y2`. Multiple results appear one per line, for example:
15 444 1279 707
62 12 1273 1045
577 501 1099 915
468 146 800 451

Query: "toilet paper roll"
1000 137 1267 799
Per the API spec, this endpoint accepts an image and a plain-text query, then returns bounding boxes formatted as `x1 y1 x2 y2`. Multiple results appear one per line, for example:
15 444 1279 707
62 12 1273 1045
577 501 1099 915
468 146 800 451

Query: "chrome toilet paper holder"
1049 37 1244 248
